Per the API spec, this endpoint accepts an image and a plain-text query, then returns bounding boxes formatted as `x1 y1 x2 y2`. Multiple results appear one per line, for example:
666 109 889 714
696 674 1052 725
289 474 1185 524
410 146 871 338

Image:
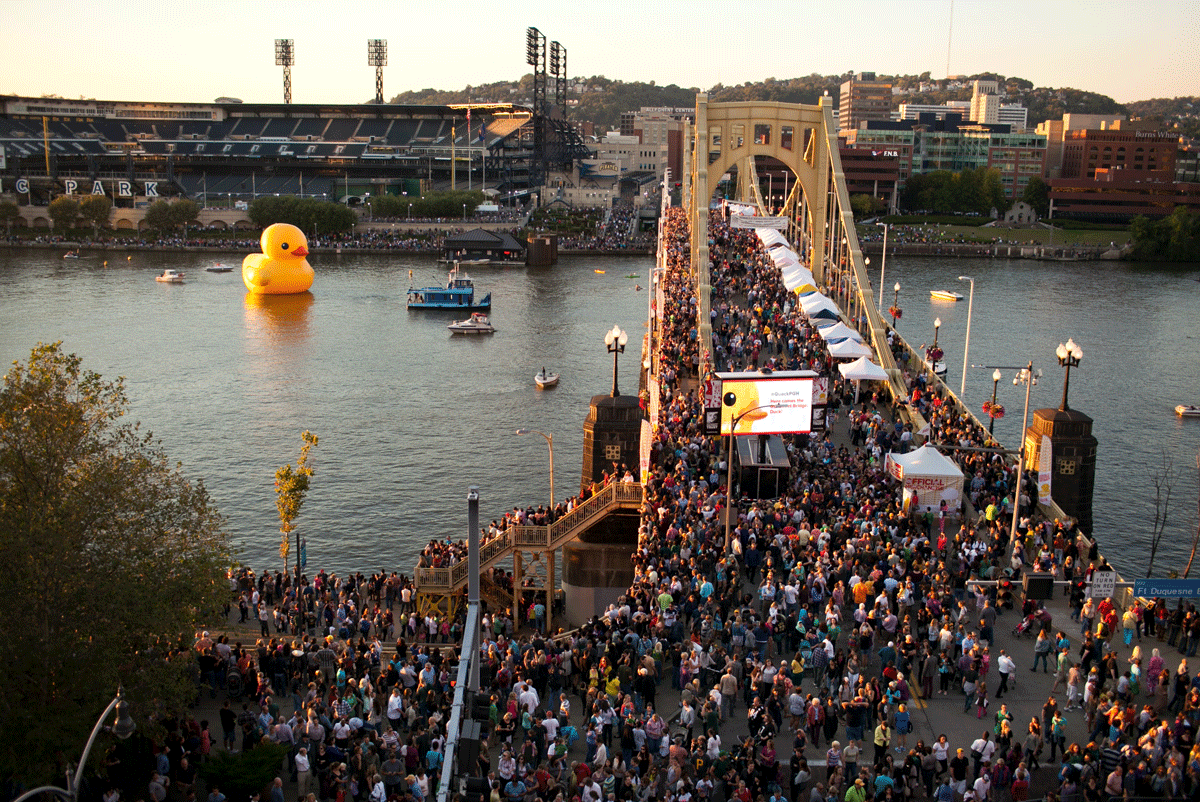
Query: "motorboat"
408 263 491 310
447 312 495 334
155 269 185 283
930 290 964 301
1177 405 1200 418
63 250 82 259
206 263 234 273
535 368 559 389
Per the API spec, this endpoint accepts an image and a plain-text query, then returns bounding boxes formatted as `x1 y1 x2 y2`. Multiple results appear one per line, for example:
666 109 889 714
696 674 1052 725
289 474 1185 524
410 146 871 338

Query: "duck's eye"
281 242 290 250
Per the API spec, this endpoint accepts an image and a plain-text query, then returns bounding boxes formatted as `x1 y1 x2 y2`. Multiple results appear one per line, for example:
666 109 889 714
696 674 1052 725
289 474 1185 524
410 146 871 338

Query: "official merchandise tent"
885 445 965 514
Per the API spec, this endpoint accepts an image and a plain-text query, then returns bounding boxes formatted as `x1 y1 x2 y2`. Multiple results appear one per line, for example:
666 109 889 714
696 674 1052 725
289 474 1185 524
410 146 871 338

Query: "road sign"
1134 578 1200 599
1088 570 1117 599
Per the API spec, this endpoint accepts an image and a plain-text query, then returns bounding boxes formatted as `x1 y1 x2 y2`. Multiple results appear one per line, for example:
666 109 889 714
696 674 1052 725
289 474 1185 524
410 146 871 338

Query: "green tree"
0 343 229 784
79 194 113 236
168 198 200 233
143 198 174 233
849 193 885 219
1021 176 1050 217
0 199 19 234
48 195 80 231
275 430 318 576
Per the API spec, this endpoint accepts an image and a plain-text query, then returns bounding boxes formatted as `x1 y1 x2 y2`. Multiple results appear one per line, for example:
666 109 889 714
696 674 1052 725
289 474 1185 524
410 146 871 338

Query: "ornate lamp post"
12 689 135 802
988 368 1002 435
889 282 901 327
515 429 554 509
1056 338 1083 410
933 317 942 351
605 325 628 397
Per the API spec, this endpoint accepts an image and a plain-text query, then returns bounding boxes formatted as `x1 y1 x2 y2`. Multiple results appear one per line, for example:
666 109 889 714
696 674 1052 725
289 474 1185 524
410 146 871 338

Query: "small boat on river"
155 269 185 283
1177 405 1200 418
206 263 234 273
535 368 559 389
930 290 964 301
447 312 495 335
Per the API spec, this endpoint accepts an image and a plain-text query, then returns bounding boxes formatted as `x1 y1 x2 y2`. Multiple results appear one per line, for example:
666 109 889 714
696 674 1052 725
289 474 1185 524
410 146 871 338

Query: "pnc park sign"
7 177 160 198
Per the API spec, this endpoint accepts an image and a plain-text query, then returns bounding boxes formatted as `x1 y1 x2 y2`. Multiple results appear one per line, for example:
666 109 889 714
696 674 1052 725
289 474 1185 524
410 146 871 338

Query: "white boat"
930 290 964 301
1176 405 1200 418
206 263 234 273
63 250 82 259
535 368 559 389
155 269 185 283
447 312 495 334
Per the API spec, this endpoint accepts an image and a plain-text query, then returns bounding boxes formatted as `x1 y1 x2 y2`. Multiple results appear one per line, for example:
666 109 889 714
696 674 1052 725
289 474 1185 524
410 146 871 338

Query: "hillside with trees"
390 71 1144 132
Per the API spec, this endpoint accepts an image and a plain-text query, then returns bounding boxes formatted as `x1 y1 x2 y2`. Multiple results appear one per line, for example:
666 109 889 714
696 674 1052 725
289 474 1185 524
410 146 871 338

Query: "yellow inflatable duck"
242 223 314 294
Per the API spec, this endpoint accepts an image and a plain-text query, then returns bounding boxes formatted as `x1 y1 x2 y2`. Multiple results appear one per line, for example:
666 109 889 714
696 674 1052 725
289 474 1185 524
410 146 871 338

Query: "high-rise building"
969 80 1000 125
839 72 892 132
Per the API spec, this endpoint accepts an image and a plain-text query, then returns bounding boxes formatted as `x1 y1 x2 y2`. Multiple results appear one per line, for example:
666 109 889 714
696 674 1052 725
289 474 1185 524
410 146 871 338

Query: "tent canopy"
836 356 885 380
756 228 787 247
818 322 864 342
885 445 965 515
828 339 875 358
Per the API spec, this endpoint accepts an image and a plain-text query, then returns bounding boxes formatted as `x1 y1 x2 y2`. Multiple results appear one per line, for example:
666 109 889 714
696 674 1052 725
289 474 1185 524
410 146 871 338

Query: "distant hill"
391 73 1190 134
1124 96 1200 138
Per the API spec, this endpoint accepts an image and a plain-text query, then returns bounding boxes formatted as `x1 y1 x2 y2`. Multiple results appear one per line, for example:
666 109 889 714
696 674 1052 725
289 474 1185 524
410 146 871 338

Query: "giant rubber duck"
242 223 314 294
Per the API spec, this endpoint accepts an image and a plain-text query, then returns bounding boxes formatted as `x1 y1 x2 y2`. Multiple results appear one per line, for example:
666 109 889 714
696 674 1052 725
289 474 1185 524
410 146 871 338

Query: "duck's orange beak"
292 245 309 257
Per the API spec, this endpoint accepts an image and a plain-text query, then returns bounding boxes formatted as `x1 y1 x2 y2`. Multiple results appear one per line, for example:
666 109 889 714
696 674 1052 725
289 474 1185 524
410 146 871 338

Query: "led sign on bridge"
716 370 817 436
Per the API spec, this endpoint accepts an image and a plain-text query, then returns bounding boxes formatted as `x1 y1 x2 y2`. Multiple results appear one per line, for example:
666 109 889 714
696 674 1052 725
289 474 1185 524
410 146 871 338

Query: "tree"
1145 450 1178 577
849 194 885 219
0 199 19 234
142 198 174 233
79 194 113 236
275 430 318 576
0 343 230 785
1021 176 1050 218
168 198 200 233
48 195 80 231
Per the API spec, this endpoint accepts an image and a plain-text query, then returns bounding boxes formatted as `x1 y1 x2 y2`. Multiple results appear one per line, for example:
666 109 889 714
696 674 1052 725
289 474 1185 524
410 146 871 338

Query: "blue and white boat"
407 263 491 310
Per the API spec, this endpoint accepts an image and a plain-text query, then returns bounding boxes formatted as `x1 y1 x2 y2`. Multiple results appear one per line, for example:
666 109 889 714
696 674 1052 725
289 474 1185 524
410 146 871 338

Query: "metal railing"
414 482 643 593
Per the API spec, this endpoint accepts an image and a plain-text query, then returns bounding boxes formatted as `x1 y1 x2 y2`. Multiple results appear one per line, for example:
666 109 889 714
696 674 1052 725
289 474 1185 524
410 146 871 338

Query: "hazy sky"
2 0 1195 105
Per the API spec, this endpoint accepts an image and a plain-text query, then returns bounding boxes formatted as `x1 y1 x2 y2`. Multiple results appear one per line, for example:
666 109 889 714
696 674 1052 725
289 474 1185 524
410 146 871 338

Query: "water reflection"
243 291 314 341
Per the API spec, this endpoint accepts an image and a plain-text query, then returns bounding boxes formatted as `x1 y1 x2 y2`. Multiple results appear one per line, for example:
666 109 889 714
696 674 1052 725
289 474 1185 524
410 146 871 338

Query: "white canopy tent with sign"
756 228 788 248
885 445 965 514
800 293 840 317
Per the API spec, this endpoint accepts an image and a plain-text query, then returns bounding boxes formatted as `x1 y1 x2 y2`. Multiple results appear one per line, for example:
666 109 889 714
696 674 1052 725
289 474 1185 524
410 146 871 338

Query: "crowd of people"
128 203 1200 802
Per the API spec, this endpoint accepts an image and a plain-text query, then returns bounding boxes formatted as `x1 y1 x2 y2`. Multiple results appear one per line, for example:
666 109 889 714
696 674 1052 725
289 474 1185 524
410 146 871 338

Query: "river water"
1 248 1198 579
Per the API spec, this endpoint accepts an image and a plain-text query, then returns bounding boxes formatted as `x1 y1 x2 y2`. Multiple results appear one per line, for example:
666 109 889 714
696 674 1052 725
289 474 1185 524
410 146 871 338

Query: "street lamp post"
1008 362 1040 549
462 203 467 221
933 317 941 350
892 282 900 326
515 429 554 507
1055 338 1083 411
12 689 136 802
958 276 974 396
721 396 780 552
989 368 1002 435
605 325 628 397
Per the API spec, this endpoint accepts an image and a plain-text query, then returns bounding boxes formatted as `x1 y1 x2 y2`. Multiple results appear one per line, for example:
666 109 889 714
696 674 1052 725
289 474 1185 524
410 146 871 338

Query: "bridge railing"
414 483 643 594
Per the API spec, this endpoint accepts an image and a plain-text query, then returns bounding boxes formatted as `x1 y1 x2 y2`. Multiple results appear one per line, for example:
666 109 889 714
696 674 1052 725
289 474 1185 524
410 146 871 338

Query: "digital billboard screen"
716 371 816 435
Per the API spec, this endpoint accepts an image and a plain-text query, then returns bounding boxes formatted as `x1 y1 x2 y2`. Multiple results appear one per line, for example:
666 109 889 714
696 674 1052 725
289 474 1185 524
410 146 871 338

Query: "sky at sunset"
2 0 1195 105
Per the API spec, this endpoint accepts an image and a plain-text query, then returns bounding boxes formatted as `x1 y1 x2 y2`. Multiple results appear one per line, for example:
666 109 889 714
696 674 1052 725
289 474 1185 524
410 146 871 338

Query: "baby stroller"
226 666 244 699
1013 608 1052 638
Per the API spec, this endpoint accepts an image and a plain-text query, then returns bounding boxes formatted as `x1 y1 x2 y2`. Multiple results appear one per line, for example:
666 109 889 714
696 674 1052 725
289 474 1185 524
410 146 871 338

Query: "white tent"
828 339 875 359
800 293 839 315
818 322 864 342
772 249 801 269
756 228 787 248
781 265 816 291
837 356 888 381
885 445 965 514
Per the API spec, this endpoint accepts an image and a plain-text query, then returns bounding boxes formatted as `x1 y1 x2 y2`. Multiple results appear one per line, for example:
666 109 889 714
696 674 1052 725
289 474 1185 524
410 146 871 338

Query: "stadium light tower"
368 39 387 104
275 39 295 104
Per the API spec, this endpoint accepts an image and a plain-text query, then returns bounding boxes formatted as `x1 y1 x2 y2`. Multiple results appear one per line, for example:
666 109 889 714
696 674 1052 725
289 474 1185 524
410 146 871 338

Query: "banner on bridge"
731 214 788 230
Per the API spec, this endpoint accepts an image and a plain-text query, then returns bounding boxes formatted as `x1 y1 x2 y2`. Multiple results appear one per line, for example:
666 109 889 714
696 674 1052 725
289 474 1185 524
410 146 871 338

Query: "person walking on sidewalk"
1031 630 1053 673
995 651 1015 698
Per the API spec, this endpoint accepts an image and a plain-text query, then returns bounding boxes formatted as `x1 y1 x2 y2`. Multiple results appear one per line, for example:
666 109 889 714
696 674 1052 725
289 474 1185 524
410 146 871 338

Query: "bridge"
682 94 906 401
413 481 643 631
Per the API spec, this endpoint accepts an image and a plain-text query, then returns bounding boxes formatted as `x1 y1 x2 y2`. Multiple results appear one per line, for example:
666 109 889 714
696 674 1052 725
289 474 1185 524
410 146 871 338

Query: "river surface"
1 249 1198 579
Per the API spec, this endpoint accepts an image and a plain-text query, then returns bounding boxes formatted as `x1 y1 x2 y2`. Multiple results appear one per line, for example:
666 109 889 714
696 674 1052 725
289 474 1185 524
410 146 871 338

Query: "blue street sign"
1134 578 1200 598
